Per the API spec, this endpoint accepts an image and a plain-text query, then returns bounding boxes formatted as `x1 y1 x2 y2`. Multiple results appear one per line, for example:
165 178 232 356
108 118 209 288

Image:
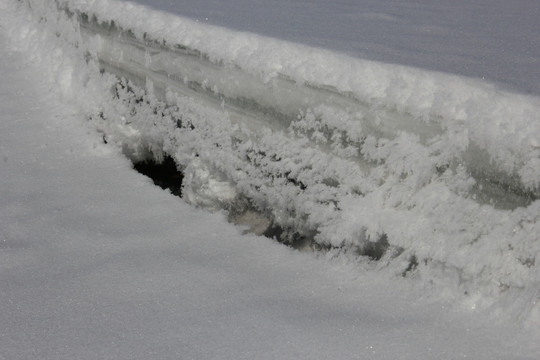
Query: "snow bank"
10 0 540 319
51 0 540 191
128 0 540 97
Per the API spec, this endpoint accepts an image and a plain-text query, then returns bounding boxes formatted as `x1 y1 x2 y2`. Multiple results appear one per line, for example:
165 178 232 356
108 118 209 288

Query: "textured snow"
55 0 540 190
2 20 537 360
27 0 540 299
1 0 539 358
129 0 540 96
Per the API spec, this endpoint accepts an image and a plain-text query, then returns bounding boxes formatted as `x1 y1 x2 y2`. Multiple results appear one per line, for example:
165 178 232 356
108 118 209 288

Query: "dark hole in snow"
359 234 390 261
133 156 184 197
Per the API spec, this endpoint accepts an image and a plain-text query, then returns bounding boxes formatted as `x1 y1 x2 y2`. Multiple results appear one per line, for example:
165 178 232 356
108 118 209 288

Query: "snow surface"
1 26 539 359
129 0 540 96
2 16 537 360
27 0 540 302
52 0 540 191
1 0 540 358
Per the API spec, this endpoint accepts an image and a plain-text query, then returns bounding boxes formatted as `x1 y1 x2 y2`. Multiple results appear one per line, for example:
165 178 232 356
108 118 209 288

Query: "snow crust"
53 0 540 189
130 0 540 97
1 0 539 357
7 0 539 319
2 0 539 345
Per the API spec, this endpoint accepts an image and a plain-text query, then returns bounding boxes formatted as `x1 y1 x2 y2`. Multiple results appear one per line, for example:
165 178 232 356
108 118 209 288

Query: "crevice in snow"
87 16 538 209
133 156 184 197
128 144 398 261
99 69 539 305
16 0 540 317
129 149 316 251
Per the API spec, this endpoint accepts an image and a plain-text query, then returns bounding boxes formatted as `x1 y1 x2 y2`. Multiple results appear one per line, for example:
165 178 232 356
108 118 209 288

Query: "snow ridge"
14 0 540 317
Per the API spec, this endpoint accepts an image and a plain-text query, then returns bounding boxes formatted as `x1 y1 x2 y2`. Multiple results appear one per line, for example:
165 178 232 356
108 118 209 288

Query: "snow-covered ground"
131 0 540 96
1 0 539 358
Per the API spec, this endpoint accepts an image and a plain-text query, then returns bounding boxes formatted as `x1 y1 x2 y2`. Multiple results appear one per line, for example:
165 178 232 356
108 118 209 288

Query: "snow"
27 0 540 301
51 0 540 191
128 0 540 96
3 26 536 360
1 0 539 358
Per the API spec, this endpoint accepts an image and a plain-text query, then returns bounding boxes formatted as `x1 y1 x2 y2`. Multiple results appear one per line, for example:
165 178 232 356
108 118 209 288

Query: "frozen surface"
23 0 540 303
1 21 537 360
129 0 540 96
1 0 539 358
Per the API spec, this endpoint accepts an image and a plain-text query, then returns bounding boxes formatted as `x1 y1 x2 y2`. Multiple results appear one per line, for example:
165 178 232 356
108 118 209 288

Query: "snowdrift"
12 0 540 316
